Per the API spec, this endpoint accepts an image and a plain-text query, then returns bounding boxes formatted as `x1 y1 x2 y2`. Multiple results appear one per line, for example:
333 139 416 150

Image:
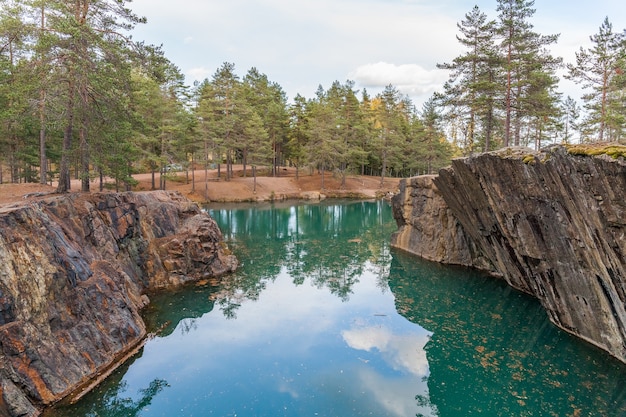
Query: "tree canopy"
0 1 623 187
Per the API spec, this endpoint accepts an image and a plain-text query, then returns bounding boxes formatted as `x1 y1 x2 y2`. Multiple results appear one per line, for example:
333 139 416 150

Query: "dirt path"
0 167 400 205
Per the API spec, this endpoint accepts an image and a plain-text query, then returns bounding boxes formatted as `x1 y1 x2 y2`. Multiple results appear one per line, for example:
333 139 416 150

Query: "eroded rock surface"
391 145 626 363
0 191 237 416
391 175 496 272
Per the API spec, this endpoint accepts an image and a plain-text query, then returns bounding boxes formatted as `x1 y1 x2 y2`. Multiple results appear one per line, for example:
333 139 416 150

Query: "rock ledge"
391 145 626 363
0 191 237 416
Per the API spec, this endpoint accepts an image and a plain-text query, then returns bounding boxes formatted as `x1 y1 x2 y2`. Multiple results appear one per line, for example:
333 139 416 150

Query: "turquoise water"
47 200 626 417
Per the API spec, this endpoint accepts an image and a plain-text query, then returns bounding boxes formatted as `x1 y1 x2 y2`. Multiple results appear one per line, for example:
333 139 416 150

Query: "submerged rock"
391 145 626 363
0 191 237 416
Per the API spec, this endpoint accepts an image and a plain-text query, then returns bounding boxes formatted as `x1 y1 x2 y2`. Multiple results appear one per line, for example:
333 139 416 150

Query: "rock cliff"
391 145 626 363
0 191 237 417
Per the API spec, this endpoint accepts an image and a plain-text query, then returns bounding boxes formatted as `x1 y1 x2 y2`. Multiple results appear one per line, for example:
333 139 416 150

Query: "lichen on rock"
391 144 626 363
0 191 237 417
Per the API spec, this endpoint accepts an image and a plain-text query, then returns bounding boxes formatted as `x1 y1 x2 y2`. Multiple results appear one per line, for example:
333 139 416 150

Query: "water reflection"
342 325 431 376
390 250 626 416
209 200 392 312
96 379 169 417
45 200 626 417
48 352 170 417
143 281 219 336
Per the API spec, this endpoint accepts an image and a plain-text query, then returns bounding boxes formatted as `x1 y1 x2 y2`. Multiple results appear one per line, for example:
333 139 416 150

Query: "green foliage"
0 0 458 188
437 6 501 155
2 0 626 187
566 17 626 142
0 0 185 189
242 67 289 176
437 1 563 153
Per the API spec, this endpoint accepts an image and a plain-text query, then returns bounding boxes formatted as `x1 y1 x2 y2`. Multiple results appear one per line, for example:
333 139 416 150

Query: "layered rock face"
0 191 237 416
391 145 626 363
391 175 496 272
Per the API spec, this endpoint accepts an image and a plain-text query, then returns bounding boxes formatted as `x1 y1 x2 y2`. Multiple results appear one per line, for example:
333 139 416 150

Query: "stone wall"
0 191 237 416
391 145 626 363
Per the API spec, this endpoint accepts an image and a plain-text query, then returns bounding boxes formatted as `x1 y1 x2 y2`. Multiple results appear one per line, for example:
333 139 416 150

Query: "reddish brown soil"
0 166 400 205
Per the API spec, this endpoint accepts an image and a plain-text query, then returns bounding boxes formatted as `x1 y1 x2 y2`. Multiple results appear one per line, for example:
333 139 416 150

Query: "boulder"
0 191 237 416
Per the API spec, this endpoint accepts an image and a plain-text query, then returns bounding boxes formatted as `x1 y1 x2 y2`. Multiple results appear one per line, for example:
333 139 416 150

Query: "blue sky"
129 0 624 107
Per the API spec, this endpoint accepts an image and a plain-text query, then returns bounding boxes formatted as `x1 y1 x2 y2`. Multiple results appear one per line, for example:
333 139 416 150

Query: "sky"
128 0 625 107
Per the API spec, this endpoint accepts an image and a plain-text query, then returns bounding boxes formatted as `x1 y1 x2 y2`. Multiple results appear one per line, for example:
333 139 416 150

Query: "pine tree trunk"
191 152 196 193
38 5 47 185
380 147 387 188
253 165 257 193
204 143 209 201
514 83 522 146
242 148 247 177
485 104 493 152
57 84 74 193
39 89 47 185
80 125 89 192
504 30 513 147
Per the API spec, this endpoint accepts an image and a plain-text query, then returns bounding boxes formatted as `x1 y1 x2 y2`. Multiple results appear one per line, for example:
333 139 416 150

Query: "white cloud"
355 367 432 417
350 62 448 99
130 0 626 107
342 325 431 376
186 67 212 83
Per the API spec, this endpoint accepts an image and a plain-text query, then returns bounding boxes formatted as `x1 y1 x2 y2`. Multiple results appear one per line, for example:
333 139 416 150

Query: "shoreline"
0 168 401 206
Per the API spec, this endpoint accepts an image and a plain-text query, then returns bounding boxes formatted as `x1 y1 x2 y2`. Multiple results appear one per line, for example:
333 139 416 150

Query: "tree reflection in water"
93 379 169 417
44 200 626 417
208 200 394 313
45 355 169 417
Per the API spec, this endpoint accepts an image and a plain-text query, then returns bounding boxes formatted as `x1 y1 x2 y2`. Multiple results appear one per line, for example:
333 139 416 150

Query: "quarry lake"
47 200 626 417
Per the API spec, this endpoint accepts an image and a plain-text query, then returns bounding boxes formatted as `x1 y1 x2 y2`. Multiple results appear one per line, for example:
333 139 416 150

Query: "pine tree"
0 0 32 183
419 97 451 174
357 89 374 175
338 80 369 186
242 67 289 177
209 62 241 181
371 85 407 186
497 0 533 146
286 93 309 180
325 80 365 187
496 0 560 147
193 78 217 199
437 6 500 154
559 96 580 144
43 0 146 192
305 85 338 190
566 17 626 142
28 0 54 184
244 110 271 192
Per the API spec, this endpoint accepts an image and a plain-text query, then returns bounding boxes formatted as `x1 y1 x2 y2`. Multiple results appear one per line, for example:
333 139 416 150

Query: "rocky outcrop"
0 191 237 416
391 145 626 363
391 175 495 272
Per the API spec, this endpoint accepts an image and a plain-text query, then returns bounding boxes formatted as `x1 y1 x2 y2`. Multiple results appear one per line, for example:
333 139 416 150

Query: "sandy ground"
0 166 401 205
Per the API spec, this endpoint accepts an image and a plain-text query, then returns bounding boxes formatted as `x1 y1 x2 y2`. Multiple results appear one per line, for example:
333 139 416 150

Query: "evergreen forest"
0 0 624 190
